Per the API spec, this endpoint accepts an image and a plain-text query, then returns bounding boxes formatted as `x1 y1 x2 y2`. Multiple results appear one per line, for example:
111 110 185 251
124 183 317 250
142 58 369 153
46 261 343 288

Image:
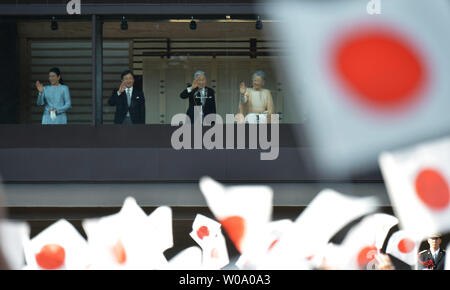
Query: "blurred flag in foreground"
280 189 377 261
251 189 377 269
264 0 450 176
147 206 173 253
82 197 168 269
190 214 229 269
385 230 421 266
379 137 450 239
336 213 398 269
199 176 273 255
0 220 29 270
23 219 89 270
235 219 295 269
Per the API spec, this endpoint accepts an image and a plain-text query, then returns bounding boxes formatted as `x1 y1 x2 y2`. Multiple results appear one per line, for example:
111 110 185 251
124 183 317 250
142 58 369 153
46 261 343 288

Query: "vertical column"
91 15 103 125
159 62 166 124
0 22 19 123
18 38 30 123
211 57 218 112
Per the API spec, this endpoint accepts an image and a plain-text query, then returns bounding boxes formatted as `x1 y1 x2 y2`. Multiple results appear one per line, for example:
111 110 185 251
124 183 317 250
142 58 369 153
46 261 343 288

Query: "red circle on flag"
197 226 210 240
219 216 245 253
415 168 450 210
35 244 66 270
357 246 377 269
398 238 415 254
112 240 127 265
334 29 426 111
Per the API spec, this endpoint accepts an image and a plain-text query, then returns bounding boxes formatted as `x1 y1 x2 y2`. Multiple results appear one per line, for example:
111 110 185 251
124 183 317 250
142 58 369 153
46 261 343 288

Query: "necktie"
200 89 206 106
126 88 131 107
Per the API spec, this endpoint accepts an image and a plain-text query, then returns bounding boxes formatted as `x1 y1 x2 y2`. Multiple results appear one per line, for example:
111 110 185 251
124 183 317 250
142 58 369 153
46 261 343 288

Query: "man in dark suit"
418 234 446 270
179 70 216 124
108 70 145 124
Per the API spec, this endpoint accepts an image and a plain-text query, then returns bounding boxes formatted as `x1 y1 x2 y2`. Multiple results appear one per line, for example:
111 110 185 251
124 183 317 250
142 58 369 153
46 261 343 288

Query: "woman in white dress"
237 70 275 123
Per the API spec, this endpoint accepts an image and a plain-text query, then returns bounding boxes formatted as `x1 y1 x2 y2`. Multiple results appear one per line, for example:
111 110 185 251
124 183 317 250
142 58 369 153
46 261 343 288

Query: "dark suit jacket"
179 86 216 123
418 249 446 270
108 87 145 124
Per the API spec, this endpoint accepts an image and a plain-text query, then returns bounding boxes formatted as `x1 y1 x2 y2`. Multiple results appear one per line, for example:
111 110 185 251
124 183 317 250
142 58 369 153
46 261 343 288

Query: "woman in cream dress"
237 70 275 123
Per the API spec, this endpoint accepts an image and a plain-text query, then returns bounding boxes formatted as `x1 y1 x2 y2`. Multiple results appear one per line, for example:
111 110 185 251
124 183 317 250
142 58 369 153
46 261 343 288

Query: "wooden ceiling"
0 1 268 17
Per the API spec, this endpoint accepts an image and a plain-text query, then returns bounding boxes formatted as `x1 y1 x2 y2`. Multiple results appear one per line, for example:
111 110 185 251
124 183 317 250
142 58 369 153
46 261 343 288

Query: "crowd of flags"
1 0 450 270
1 135 449 270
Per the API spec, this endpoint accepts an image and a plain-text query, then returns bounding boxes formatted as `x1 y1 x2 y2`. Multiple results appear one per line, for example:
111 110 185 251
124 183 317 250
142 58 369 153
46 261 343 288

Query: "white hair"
194 70 206 79
252 70 266 81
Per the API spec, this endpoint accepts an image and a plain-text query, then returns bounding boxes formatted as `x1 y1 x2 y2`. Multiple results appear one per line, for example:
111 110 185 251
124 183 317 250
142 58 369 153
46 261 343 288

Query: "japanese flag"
189 214 229 269
190 214 222 247
299 213 396 270
265 0 450 175
23 219 90 270
336 213 398 269
82 197 168 269
199 176 273 255
337 221 380 270
385 230 421 266
379 137 450 239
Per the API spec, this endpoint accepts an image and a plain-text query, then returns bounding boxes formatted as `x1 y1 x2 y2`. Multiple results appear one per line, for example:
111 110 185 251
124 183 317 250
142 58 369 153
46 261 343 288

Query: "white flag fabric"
244 189 377 269
165 246 203 270
277 189 377 260
236 219 299 270
379 137 450 239
147 206 173 253
190 213 222 247
82 197 168 269
201 232 229 270
189 214 229 269
265 0 450 175
337 213 398 269
365 213 399 250
23 219 89 270
385 230 421 266
199 176 273 255
0 220 29 270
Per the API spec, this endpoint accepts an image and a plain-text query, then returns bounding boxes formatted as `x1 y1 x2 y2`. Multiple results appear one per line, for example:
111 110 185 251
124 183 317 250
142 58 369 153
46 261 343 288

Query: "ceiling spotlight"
121 16 128 30
256 16 263 30
51 17 58 31
189 17 197 30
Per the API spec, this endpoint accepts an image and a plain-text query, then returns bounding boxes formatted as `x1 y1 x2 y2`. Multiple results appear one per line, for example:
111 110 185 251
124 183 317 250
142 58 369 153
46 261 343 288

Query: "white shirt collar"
430 248 440 257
